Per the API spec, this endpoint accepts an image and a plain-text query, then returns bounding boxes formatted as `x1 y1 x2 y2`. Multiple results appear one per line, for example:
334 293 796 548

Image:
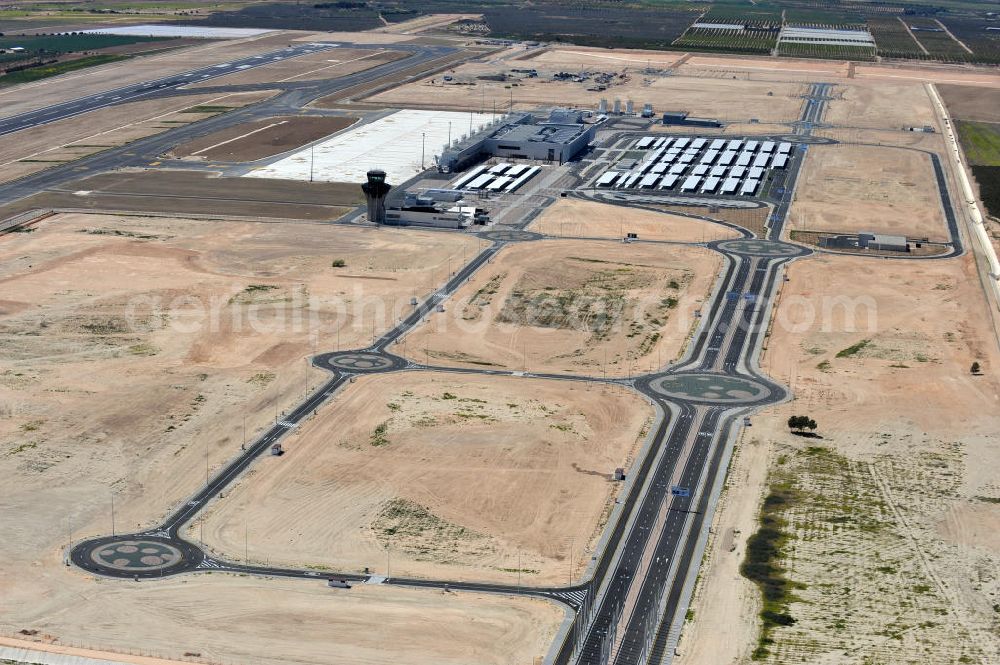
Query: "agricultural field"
673 27 778 55
906 17 974 61
185 1 390 31
868 18 927 60
955 121 1000 219
777 41 875 61
0 33 168 65
939 16 1000 64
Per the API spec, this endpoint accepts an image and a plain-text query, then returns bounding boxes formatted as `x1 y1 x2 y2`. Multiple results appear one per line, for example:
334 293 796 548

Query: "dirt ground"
168 115 358 162
0 90 278 184
939 83 1000 123
396 238 721 377
2 574 560 665
195 370 652 586
678 252 1000 664
526 46 687 69
526 199 741 243
678 55 850 82
0 212 545 664
825 80 940 130
366 63 807 124
184 48 406 88
0 31 301 119
788 143 949 241
0 170 363 222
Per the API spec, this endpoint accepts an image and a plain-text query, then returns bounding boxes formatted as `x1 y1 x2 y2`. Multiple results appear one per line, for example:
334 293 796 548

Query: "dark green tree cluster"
787 415 817 433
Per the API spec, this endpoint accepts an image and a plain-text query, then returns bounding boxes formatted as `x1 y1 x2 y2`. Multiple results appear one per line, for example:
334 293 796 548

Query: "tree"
971 361 981 375
787 415 817 433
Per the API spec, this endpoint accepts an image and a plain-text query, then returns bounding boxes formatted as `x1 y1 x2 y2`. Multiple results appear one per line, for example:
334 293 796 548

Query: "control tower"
361 169 391 225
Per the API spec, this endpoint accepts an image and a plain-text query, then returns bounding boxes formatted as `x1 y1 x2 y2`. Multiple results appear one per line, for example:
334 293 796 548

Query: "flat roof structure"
749 166 764 180
506 164 529 177
639 173 660 188
651 163 668 174
691 138 707 150
679 154 695 164
760 141 776 153
692 22 744 30
778 142 793 154
486 176 512 191
740 179 760 195
674 138 690 149
450 164 489 189
753 153 770 168
702 176 720 193
636 137 654 150
736 153 752 167
507 166 541 192
772 154 789 169
468 173 494 189
718 151 736 166
780 26 875 47
660 174 679 189
726 139 743 151
701 150 719 164
597 171 620 187
669 163 687 175
692 164 709 176
621 173 642 189
721 178 739 194
730 166 746 178
489 163 512 174
710 165 727 177
710 139 726 150
681 176 702 192
745 140 759 152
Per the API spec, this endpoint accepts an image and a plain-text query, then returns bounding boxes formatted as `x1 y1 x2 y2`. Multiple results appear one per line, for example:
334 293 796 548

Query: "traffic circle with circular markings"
71 534 203 578
646 374 771 405
313 350 408 374
715 239 807 257
774 133 835 145
479 229 543 243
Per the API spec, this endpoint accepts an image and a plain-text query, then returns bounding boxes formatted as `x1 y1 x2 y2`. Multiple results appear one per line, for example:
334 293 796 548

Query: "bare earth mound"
678 252 1000 665
169 115 358 162
397 239 721 376
195 371 653 586
788 144 949 241
527 198 741 243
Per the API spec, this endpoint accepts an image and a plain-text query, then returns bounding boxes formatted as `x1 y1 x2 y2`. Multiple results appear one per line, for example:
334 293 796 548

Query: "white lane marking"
190 120 289 156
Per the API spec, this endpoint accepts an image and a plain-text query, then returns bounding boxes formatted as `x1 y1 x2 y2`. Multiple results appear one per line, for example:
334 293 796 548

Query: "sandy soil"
291 31 418 45
855 63 1000 89
185 48 405 88
939 83 1000 123
526 199 740 243
396 238 720 377
2 574 560 665
680 251 1000 664
678 55 850 82
813 126 946 151
788 143 949 241
367 65 807 124
825 80 940 130
0 31 300 119
169 115 358 162
0 90 278 184
0 212 553 664
527 47 687 69
195 371 652 586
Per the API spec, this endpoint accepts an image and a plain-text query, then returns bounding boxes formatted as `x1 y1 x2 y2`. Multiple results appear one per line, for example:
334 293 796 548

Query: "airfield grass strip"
0 54 129 86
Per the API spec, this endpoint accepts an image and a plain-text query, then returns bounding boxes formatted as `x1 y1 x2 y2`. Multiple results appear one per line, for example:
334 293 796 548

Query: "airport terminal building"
438 110 598 172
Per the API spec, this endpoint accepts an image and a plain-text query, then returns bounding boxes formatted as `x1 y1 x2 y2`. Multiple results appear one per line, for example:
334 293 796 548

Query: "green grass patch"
741 482 801 660
836 339 870 358
956 121 1000 166
0 54 128 86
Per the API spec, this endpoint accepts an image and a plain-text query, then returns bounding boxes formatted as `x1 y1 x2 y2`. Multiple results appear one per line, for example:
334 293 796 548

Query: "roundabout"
313 350 408 374
71 535 203 578
646 373 771 405
479 229 543 243
715 238 808 257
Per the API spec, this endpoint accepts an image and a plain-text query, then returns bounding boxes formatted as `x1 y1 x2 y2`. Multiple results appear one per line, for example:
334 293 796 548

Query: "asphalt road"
0 41 461 210
58 69 968 665
0 42 337 138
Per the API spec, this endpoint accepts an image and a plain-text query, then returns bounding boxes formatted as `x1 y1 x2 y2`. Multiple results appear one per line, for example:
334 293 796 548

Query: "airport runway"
0 42 337 137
